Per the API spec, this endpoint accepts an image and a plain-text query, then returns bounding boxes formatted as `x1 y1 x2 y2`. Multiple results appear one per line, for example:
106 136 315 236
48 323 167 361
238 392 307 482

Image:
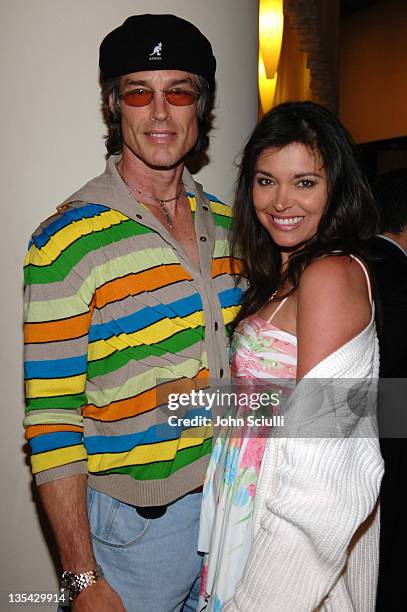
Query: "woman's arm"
296 255 371 379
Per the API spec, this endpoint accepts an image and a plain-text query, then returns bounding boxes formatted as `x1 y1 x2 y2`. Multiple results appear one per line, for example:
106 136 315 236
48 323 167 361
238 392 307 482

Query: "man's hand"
38 476 126 609
73 579 126 611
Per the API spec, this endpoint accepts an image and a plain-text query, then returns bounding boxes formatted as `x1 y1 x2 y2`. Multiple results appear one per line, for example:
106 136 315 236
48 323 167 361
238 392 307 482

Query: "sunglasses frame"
119 88 199 107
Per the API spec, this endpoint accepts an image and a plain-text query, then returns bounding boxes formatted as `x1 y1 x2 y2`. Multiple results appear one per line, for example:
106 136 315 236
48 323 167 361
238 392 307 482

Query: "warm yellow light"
258 52 278 114
259 0 284 80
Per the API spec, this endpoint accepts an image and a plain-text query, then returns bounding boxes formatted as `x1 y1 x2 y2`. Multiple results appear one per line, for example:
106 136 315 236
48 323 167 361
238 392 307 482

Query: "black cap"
99 14 216 86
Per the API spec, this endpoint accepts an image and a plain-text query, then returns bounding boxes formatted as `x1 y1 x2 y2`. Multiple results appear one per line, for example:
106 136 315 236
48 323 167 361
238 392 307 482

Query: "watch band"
60 565 104 600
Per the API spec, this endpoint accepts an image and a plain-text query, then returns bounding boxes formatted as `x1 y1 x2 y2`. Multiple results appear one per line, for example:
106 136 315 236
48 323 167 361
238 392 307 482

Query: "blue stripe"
89 293 203 342
218 286 244 308
84 407 211 454
203 192 225 204
32 203 110 248
24 354 88 380
185 191 225 205
30 431 83 454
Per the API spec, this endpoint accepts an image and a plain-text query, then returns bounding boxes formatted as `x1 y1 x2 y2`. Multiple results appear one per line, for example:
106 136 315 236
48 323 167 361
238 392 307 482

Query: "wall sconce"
258 0 284 113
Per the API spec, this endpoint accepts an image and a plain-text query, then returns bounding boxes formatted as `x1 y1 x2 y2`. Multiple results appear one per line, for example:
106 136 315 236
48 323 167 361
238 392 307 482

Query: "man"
23 15 241 611
370 169 407 612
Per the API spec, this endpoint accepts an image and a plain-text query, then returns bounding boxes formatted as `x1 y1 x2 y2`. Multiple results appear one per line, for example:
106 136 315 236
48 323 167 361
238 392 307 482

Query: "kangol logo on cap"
149 42 162 61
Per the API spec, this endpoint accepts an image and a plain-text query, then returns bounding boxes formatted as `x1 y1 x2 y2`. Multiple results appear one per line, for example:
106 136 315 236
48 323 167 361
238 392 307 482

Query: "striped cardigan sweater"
24 158 242 506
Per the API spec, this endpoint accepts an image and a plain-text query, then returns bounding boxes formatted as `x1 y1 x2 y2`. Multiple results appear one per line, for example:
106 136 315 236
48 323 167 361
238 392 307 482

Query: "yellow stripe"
87 307 236 363
26 374 87 398
31 444 87 474
186 196 197 212
186 195 231 218
88 311 204 361
29 210 128 266
210 201 232 217
222 305 241 325
88 427 211 472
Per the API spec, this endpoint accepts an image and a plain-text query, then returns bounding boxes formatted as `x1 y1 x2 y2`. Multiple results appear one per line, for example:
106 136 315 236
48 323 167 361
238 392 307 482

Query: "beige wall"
339 0 407 143
0 1 258 609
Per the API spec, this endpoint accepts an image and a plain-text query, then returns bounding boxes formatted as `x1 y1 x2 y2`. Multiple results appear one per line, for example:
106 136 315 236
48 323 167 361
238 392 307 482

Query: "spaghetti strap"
349 255 373 305
267 297 289 324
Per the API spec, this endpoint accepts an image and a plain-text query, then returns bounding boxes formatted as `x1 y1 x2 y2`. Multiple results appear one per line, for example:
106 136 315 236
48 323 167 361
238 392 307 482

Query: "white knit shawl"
223 311 384 611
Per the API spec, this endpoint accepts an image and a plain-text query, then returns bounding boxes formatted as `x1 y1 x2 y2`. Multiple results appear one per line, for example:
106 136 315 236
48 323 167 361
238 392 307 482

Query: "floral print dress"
197 309 297 611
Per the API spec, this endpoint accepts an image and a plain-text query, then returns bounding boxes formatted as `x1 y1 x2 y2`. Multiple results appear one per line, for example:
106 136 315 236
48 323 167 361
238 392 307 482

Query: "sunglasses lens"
122 91 153 107
165 91 196 106
121 90 196 107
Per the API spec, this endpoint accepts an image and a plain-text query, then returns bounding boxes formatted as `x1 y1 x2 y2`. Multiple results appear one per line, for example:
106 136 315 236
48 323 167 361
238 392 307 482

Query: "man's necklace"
123 178 183 229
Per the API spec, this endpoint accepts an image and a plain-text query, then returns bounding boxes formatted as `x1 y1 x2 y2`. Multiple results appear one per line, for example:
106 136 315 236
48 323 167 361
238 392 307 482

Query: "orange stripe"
25 298 95 344
95 264 192 309
83 369 210 422
25 424 83 439
212 257 243 277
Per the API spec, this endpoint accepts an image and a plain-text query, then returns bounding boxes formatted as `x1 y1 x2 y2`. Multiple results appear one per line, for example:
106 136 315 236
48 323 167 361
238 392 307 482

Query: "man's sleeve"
23 213 94 484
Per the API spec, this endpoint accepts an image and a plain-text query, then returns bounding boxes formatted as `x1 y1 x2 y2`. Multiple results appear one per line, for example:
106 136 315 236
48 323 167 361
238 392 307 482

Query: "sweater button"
202 205 209 211
200 235 207 242
220 368 224 378
214 322 218 331
136 214 142 220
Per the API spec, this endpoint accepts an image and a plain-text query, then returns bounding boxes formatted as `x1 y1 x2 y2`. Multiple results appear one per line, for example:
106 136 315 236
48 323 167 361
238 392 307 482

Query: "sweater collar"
63 155 204 223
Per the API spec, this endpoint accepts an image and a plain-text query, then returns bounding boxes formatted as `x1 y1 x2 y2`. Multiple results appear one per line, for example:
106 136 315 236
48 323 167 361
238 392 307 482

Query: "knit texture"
223 311 383 611
23 160 242 505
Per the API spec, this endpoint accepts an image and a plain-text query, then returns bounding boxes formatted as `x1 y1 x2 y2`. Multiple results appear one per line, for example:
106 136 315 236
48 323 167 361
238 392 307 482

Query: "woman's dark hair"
100 74 214 158
231 100 379 330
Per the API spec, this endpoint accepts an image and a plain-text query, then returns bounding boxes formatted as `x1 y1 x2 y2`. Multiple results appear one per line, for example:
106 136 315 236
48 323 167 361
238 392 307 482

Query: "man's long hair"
100 74 214 158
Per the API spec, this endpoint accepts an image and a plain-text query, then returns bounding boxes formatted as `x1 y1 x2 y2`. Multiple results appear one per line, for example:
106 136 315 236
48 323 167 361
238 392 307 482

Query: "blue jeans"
87 487 203 612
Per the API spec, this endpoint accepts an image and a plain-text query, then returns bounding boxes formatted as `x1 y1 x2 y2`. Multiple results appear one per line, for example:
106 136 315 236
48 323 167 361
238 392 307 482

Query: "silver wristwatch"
60 565 104 601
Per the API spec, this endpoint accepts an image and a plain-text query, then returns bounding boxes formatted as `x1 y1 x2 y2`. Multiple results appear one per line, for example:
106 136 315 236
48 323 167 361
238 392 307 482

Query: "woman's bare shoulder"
296 255 371 378
300 255 368 292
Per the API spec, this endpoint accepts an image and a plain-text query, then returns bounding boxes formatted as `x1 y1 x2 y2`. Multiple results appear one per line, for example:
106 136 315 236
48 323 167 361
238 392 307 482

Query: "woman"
198 101 384 611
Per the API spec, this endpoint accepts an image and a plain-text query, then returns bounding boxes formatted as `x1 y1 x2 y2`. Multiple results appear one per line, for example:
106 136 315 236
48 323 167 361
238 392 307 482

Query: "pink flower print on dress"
239 438 266 470
200 562 208 596
233 348 262 377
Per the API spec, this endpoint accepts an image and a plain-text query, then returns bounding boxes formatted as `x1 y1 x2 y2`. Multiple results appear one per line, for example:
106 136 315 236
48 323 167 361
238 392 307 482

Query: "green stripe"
25 219 152 285
92 438 212 480
225 322 233 338
25 293 91 322
25 247 181 322
86 357 206 406
213 239 230 258
88 326 204 378
25 394 86 412
91 248 180 288
24 412 83 427
212 212 232 229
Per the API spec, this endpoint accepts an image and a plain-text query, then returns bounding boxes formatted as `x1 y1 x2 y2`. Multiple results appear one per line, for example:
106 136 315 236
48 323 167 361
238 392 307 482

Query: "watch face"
60 572 78 598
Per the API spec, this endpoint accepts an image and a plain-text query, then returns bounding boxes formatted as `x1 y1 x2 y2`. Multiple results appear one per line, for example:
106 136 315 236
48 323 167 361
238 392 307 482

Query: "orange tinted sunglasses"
120 88 198 107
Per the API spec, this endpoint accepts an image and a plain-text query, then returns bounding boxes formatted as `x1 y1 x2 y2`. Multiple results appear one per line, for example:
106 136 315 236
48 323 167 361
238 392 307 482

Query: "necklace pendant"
120 172 182 230
159 202 174 229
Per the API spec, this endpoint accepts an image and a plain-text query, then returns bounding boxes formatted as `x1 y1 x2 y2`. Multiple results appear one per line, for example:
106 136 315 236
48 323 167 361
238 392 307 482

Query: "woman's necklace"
269 289 279 302
122 176 184 229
